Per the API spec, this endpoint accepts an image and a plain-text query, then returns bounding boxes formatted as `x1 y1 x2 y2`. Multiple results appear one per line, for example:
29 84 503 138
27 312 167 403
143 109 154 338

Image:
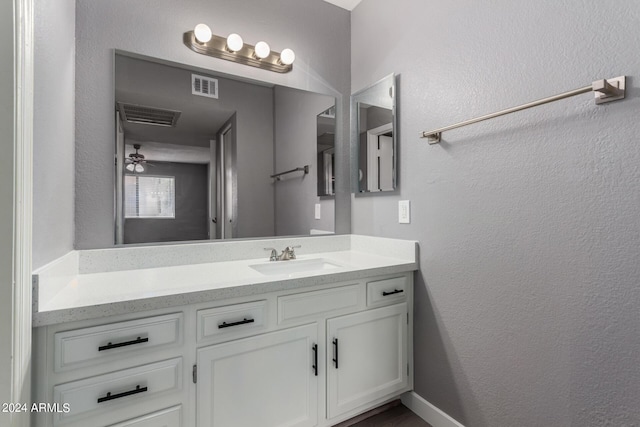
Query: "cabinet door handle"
312 344 318 376
382 289 404 296
98 336 149 352
332 338 339 369
218 318 255 329
97 385 147 403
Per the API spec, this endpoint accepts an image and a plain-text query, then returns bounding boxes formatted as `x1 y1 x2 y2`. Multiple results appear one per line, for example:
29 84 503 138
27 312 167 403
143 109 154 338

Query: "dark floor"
338 403 433 427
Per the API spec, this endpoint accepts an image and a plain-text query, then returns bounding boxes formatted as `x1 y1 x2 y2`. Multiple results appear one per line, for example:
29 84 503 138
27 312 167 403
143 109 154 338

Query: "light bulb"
194 23 212 44
135 164 144 173
126 164 134 172
226 33 244 52
279 48 295 65
254 41 271 59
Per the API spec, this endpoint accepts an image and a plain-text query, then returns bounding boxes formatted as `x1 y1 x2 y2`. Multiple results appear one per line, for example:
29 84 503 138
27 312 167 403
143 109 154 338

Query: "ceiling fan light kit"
125 144 148 173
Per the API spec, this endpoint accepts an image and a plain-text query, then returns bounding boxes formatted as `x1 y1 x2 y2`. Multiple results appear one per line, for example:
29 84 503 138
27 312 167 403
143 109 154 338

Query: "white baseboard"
401 391 465 427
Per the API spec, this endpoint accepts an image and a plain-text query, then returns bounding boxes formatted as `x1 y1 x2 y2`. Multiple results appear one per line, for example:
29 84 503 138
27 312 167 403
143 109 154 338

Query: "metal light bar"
183 31 293 74
270 165 309 181
421 76 626 144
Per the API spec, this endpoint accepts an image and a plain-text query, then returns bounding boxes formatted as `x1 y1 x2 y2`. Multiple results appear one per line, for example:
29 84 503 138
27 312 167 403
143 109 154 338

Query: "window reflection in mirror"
351 74 396 193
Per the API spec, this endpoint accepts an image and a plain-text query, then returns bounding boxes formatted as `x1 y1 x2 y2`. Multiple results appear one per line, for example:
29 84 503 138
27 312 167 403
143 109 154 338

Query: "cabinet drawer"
197 300 267 342
278 284 363 324
53 358 182 426
367 277 407 306
54 313 182 372
107 405 182 427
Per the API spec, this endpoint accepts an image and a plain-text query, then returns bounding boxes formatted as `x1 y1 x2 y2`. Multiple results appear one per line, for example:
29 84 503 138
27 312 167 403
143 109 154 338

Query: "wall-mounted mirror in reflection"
115 53 336 245
351 73 396 193
317 106 336 197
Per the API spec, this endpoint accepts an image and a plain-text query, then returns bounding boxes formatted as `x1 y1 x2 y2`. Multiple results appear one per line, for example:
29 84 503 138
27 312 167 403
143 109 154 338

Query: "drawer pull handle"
312 344 318 376
97 385 147 403
218 318 255 329
332 338 339 369
98 336 149 352
382 289 404 296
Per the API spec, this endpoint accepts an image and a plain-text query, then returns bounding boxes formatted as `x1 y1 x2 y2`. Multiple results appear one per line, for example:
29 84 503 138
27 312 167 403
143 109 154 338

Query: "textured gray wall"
73 0 350 250
124 162 209 244
0 0 15 411
352 1 640 426
33 0 75 269
274 86 335 235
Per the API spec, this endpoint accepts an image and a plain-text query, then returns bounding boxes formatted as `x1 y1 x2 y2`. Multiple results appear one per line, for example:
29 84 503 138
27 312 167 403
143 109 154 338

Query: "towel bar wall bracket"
422 75 626 144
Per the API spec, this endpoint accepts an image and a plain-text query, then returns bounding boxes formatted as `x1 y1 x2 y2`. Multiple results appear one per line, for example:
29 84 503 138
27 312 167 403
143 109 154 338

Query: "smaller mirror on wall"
351 73 397 193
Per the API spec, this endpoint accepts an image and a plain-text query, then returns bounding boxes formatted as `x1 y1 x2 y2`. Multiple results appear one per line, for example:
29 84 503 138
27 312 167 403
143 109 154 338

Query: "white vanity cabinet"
33 271 413 427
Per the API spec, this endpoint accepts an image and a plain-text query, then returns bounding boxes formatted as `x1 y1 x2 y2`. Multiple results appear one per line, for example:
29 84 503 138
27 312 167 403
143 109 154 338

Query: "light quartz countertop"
33 235 418 326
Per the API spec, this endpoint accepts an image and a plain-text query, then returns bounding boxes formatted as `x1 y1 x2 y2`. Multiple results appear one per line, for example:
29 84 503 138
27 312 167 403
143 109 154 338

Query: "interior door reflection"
216 117 237 240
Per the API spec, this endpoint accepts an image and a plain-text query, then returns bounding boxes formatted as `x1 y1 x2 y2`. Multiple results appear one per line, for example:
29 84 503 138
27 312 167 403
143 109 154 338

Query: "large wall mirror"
351 74 397 193
115 52 336 245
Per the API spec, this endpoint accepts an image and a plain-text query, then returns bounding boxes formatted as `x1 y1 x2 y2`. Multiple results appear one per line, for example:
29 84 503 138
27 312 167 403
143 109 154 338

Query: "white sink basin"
250 258 343 276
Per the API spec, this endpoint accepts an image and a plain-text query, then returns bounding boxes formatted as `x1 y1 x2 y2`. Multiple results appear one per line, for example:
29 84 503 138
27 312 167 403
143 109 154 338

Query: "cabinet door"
197 323 318 427
326 303 408 419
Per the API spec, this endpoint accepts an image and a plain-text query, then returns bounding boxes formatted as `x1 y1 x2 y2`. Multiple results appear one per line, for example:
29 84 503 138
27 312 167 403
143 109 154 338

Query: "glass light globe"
194 24 212 43
226 33 244 52
254 41 271 59
135 164 144 173
280 48 295 65
126 163 134 172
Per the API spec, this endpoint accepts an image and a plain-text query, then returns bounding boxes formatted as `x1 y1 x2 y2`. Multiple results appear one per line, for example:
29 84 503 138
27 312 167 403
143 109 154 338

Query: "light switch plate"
315 203 321 220
398 200 410 224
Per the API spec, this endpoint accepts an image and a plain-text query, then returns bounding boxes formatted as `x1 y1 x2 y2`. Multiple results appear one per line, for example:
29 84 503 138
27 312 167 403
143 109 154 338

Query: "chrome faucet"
264 245 301 261
265 248 278 261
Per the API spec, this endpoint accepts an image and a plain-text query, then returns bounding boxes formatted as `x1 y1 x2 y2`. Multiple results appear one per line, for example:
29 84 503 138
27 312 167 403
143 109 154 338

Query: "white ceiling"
322 0 362 11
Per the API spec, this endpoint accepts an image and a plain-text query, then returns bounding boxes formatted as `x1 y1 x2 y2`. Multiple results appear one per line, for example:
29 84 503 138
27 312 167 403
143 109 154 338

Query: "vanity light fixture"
194 23 212 44
184 24 295 73
226 33 244 52
254 41 271 59
279 48 295 66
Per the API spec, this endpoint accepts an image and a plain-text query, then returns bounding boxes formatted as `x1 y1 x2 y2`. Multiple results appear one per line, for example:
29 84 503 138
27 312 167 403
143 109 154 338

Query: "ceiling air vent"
117 102 181 127
192 74 219 99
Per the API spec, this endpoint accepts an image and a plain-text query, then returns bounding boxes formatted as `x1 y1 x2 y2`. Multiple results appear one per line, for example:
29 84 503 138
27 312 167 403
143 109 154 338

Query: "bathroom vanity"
32 235 417 427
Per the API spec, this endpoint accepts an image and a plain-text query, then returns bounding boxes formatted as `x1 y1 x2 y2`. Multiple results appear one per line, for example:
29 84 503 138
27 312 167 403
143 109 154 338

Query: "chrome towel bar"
421 76 626 144
270 165 309 180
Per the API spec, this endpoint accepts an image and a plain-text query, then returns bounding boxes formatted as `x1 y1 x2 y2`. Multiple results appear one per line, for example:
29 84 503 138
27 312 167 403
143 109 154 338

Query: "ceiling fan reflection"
124 144 154 173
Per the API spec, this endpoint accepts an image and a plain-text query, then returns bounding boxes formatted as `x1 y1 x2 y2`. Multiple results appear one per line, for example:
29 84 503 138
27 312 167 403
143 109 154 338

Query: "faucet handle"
264 247 278 261
286 245 301 259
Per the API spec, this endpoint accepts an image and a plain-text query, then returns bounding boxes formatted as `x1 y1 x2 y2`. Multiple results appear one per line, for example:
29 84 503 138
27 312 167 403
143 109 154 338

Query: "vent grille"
192 74 219 99
117 103 181 127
